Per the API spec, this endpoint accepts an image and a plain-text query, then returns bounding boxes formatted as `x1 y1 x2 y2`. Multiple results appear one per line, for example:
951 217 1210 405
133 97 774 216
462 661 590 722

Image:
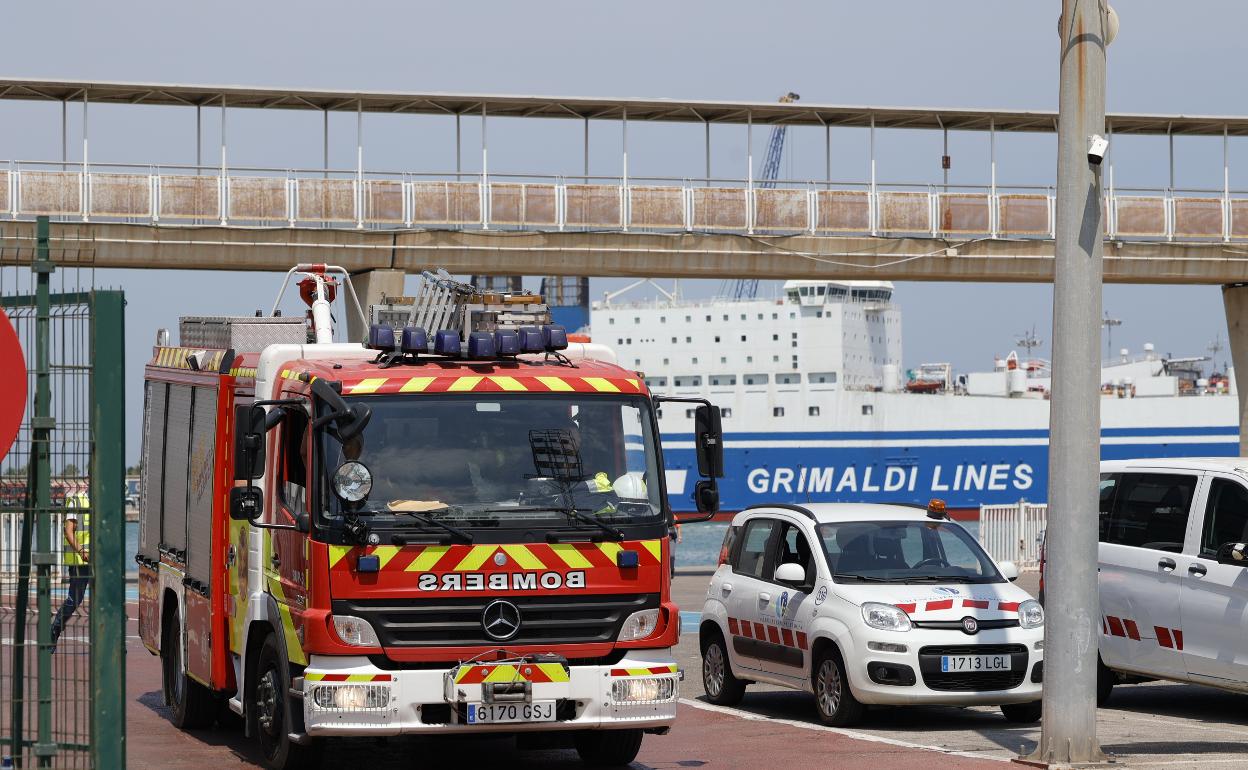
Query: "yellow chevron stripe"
328 545 354 568
448 376 483 392
583 377 620 393
501 544 545 570
454 544 496 571
483 665 521 683
641 539 663 564
349 378 388 394
305 672 327 681
405 545 451 572
548 543 594 569
400 376 436 393
536 663 571 682
597 541 624 564
489 375 527 391
345 674 379 682
536 376 574 392
371 545 401 571
626 378 640 391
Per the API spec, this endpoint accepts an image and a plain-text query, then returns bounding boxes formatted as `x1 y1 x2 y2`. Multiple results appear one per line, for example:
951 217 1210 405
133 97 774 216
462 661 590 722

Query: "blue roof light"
495 329 520 356
401 326 428 354
366 324 396 351
433 330 461 356
518 326 545 353
542 324 568 351
468 331 497 358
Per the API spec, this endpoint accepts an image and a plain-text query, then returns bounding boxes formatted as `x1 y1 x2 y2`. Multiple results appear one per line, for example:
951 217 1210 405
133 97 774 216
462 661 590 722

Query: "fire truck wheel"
161 607 216 729
701 630 746 706
573 729 644 767
254 634 320 770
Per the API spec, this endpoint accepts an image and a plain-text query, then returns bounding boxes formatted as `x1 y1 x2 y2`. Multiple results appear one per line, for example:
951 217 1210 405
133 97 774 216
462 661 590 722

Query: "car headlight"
333 461 373 502
618 609 660 641
1019 599 1045 629
332 614 380 646
861 602 913 632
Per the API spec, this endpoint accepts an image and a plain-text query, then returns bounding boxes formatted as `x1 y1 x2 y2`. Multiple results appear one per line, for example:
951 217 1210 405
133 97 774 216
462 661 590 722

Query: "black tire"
701 630 747 706
812 648 865 726
253 634 320 770
1001 701 1042 723
574 729 644 767
162 608 216 729
1097 656 1115 707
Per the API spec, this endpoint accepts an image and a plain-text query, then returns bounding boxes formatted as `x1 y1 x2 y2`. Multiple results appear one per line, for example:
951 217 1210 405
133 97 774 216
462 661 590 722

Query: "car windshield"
319 393 664 529
817 520 1002 584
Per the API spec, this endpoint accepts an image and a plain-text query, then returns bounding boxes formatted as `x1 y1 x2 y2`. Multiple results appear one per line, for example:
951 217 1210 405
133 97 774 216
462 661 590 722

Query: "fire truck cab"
136 265 723 768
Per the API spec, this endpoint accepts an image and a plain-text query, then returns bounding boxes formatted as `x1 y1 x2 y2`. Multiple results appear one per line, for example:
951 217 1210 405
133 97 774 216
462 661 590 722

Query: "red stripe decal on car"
1155 626 1174 648
754 622 766 640
1123 619 1141 641
1173 629 1184 650
895 603 917 613
728 617 739 635
796 631 809 650
739 621 752 639
766 626 781 644
962 599 990 609
781 628 794 647
1106 616 1126 638
998 602 1020 612
925 599 953 611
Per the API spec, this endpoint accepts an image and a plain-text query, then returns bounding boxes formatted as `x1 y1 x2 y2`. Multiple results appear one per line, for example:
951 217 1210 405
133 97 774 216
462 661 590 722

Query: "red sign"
0 307 26 463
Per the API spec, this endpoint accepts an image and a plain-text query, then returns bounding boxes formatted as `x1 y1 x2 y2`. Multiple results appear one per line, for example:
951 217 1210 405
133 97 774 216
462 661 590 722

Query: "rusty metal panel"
998 194 1050 235
159 175 220 220
1173 197 1223 238
877 191 929 233
628 186 684 229
18 170 81 215
0 170 8 214
815 190 870 232
692 187 747 231
938 193 991 234
754 188 807 231
1114 195 1166 237
365 180 404 223
89 173 151 217
489 183 557 227
296 178 355 223
228 176 287 221
565 184 622 228
1231 200 1248 239
412 181 480 225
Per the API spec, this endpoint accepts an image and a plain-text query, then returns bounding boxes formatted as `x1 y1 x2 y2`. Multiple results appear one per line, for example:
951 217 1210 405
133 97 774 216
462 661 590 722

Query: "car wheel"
701 630 746 706
1097 656 1115 707
812 649 865 726
161 608 216 729
1000 701 1042 723
253 634 319 770
574 729 644 767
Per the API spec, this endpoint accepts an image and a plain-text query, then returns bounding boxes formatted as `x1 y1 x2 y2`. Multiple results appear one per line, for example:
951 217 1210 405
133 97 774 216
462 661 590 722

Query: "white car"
1091 458 1248 703
699 502 1045 725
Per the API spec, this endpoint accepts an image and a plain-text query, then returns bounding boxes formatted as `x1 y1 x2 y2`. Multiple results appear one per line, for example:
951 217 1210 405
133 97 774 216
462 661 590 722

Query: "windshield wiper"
559 506 625 541
391 509 474 543
903 575 977 583
833 573 893 583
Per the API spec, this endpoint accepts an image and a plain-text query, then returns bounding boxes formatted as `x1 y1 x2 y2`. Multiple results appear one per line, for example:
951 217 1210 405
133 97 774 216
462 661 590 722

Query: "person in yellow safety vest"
51 491 90 652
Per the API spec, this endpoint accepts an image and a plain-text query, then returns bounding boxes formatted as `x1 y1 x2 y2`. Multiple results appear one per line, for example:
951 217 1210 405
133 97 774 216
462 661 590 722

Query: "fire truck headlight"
618 609 660 641
310 683 390 711
332 461 373 503
332 614 381 647
611 676 677 704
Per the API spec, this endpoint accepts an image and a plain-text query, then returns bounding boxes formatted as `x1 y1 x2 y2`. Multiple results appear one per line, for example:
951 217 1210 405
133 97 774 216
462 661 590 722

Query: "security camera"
1088 134 1109 165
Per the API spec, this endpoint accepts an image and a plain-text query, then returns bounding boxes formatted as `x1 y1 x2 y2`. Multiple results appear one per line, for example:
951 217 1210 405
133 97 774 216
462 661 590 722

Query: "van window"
1199 478 1248 558
1100 473 1196 553
735 519 777 579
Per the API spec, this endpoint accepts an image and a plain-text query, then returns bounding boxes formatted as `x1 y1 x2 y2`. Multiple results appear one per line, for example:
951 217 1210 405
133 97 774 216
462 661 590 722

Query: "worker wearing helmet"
51 491 90 651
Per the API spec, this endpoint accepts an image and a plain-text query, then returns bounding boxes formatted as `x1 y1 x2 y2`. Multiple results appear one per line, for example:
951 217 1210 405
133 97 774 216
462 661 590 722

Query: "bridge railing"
978 501 1047 569
2 160 1242 242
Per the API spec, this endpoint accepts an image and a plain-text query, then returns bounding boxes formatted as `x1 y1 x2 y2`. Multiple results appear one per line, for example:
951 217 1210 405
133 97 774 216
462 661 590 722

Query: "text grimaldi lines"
746 463 1036 495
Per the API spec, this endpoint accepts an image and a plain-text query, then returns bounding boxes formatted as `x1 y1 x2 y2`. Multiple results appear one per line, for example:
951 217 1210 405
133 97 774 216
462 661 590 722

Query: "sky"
0 0 1244 463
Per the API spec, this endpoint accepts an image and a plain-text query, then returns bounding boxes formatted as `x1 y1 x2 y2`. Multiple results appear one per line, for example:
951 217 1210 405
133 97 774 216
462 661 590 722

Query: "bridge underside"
2 220 1248 284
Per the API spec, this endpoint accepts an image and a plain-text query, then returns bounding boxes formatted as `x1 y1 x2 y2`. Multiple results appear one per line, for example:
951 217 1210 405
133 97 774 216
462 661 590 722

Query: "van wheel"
1097 656 1115 707
253 635 319 769
574 729 644 767
701 631 746 706
161 608 215 729
1001 701 1042 723
812 649 865 726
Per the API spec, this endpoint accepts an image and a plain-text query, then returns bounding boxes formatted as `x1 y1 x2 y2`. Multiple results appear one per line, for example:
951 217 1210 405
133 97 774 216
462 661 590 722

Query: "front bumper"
301 650 680 736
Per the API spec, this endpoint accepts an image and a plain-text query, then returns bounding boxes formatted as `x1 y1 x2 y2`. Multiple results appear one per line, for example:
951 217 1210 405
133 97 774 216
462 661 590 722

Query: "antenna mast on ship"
1015 326 1044 359
1101 311 1122 359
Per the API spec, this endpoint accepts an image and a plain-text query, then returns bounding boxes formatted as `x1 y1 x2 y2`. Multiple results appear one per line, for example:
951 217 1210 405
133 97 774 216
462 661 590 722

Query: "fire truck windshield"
318 394 665 530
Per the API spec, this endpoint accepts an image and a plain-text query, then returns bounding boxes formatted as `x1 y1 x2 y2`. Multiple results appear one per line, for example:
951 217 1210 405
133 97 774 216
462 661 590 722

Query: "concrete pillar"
347 268 405 342
1224 283 1248 455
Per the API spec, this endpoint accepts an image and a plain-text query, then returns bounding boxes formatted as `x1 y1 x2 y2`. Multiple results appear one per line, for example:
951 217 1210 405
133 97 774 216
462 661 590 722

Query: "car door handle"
1189 563 1208 577
1158 557 1176 571
758 592 772 605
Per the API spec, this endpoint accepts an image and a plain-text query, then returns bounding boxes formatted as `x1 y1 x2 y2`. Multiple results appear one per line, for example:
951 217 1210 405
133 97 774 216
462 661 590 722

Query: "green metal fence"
0 217 125 768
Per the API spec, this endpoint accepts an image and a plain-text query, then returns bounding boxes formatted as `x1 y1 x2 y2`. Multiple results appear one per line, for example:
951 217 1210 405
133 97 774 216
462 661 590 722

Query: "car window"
1200 478 1248 558
818 520 1001 584
773 521 815 583
1100 473 1196 553
735 519 777 579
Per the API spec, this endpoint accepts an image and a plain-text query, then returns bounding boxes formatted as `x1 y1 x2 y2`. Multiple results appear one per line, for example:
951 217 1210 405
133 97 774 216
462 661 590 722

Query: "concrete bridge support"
346 268 404 343
1224 284 1248 455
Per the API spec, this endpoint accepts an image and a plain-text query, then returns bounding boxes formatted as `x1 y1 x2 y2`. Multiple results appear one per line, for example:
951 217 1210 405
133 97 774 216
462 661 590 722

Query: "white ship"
591 280 1238 515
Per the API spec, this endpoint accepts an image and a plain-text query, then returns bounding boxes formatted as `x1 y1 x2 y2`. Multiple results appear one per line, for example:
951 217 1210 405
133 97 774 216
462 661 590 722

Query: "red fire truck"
136 265 722 768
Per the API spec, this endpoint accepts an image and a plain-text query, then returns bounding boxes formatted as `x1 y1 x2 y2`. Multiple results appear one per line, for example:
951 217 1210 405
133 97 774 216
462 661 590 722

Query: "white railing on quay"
978 501 1047 570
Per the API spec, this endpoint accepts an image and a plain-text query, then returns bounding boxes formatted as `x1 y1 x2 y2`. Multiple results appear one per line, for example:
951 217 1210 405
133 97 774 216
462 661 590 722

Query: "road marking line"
678 698 1011 763
1108 711 1248 737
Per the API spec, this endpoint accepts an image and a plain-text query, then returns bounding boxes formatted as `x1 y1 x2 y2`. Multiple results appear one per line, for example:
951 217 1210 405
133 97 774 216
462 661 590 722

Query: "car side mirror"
230 486 263 521
998 560 1020 582
1215 542 1248 567
774 562 807 588
694 405 723 479
233 405 267 480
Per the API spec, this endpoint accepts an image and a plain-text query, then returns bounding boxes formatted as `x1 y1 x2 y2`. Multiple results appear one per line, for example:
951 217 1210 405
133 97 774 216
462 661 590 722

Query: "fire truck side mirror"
234 405 267 480
694 405 724 479
693 479 720 515
230 486 264 522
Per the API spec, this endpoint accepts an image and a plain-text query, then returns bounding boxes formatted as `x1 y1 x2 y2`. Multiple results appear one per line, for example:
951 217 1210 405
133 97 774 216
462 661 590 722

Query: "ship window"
757 313 763 320
715 336 721 343
660 316 666 323
663 358 669 365
740 314 746 321
773 355 780 362
671 337 677 344
626 338 632 344
609 318 615 325
818 286 826 295
777 374 799 385
617 338 623 344
685 409 695 419
862 405 874 415
746 356 753 363
634 359 641 366
772 313 778 319
816 311 823 318
645 376 668 387
744 373 769 385
789 313 796 319
773 334 779 341
675 376 702 387
809 406 821 416
720 357 727 364
634 317 640 324
792 341 798 348
686 336 692 343
710 375 738 386
723 314 729 321
706 315 711 321
792 332 798 338
722 408 733 418
773 407 785 417
799 287 808 296
656 408 663 418
741 335 747 342
692 357 698 364
810 372 838 384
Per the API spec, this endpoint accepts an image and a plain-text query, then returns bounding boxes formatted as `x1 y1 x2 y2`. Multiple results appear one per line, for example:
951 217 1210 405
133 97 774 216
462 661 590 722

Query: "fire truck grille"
333 593 659 648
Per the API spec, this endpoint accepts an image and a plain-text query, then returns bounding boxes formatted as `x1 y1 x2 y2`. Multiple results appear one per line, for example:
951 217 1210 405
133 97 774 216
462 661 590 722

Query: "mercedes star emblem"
961 616 979 635
494 551 507 567
482 599 522 641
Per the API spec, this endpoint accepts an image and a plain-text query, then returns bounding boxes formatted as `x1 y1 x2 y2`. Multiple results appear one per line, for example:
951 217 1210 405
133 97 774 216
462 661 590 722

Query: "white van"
1094 458 1248 703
